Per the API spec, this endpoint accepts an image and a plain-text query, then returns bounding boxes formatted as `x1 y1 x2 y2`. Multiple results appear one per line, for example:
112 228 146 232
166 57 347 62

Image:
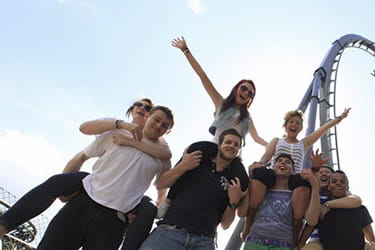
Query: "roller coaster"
226 33 375 250
0 34 374 250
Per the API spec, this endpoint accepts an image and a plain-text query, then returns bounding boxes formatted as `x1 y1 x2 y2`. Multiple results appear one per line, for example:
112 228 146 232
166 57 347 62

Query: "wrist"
181 47 190 54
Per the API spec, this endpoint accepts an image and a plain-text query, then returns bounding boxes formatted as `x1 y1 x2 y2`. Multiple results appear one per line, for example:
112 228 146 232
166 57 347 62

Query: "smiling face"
218 134 241 161
142 109 172 141
318 166 334 190
273 155 295 176
328 172 349 199
284 115 303 138
235 81 255 107
131 100 152 122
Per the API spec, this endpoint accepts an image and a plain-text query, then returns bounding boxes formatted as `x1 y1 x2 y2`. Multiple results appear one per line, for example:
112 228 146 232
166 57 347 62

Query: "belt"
246 236 292 248
173 225 214 238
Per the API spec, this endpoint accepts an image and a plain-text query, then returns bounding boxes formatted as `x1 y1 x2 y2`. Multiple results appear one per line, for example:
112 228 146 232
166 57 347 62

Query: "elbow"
79 122 91 135
160 152 172 161
221 222 231 230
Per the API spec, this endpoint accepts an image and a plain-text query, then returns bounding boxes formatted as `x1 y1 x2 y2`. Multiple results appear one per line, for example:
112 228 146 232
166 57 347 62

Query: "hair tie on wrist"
115 120 121 129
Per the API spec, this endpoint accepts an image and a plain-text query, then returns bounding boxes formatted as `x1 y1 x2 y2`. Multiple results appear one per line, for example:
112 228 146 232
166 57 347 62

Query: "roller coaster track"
225 34 375 250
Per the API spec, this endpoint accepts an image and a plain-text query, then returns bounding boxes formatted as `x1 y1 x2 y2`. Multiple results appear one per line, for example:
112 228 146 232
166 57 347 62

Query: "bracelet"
336 116 342 123
115 120 121 129
182 47 190 54
322 202 330 211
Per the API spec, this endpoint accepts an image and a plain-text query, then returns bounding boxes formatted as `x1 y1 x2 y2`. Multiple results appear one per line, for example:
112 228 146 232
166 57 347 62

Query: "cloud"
187 0 206 14
0 129 67 180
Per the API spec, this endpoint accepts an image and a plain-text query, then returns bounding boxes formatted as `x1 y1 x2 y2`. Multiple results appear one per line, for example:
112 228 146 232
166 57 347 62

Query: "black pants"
37 192 127 250
0 171 158 249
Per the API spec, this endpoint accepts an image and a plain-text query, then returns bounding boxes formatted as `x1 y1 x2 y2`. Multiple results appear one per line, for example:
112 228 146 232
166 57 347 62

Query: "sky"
1 0 375 248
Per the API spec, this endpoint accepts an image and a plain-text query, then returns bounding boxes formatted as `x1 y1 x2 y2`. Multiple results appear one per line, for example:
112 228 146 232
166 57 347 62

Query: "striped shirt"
274 138 304 173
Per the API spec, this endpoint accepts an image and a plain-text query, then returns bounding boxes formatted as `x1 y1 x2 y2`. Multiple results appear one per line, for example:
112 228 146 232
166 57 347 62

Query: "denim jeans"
140 224 215 250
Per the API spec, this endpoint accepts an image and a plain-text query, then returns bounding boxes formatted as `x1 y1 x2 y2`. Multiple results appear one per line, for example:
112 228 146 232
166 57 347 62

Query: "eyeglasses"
239 85 254 98
134 102 152 112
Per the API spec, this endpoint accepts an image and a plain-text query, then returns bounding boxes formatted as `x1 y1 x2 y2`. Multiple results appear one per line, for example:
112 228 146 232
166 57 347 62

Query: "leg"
37 192 94 250
83 203 127 250
121 196 157 250
0 171 88 235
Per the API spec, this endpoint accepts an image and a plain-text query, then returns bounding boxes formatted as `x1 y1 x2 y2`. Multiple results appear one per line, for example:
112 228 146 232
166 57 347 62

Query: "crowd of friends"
0 37 374 250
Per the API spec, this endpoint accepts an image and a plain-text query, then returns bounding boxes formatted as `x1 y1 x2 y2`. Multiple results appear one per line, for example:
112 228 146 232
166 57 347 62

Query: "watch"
228 203 238 209
323 202 330 211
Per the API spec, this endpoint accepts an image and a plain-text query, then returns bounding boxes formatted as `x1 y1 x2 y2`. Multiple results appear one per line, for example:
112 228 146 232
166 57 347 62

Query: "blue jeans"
140 224 215 250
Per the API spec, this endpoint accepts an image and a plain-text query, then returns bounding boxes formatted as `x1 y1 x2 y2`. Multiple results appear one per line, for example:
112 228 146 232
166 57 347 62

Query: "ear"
165 129 172 135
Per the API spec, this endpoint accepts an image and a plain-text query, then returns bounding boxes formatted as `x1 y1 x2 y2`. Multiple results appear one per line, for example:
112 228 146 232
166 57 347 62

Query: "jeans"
140 224 215 250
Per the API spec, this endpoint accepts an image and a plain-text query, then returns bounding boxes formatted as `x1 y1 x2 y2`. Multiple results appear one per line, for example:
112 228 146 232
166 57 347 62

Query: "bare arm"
155 188 167 207
364 224 375 242
221 178 245 229
62 151 89 173
80 119 143 141
172 36 223 109
248 119 268 147
324 194 362 209
113 134 172 160
259 137 278 165
301 169 321 227
156 149 202 189
303 108 350 151
237 190 249 218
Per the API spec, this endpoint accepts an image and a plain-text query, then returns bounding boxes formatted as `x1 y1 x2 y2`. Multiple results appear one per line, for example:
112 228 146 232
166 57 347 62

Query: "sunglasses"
239 85 254 98
134 102 152 112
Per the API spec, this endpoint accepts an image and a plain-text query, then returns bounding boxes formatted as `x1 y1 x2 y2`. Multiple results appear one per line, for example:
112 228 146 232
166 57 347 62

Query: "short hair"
274 153 295 170
330 169 349 185
149 106 174 129
126 98 154 117
283 109 304 128
218 128 242 146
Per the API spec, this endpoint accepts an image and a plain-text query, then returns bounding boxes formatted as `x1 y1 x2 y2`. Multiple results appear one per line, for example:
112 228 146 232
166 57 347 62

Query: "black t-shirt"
161 141 249 237
318 205 373 250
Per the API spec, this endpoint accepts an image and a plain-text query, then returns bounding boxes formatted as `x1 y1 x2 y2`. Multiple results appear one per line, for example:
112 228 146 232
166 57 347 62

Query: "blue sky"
1 0 375 248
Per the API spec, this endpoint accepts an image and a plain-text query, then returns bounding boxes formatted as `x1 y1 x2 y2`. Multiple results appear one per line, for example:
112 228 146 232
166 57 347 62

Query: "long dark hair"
220 79 256 123
125 98 154 118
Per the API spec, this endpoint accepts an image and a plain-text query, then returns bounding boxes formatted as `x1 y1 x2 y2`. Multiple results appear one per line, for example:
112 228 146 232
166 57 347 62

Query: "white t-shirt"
82 130 171 213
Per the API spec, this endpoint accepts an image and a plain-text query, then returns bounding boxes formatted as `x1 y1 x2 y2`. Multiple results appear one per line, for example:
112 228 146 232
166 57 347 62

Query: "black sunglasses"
134 102 152 112
239 85 254 98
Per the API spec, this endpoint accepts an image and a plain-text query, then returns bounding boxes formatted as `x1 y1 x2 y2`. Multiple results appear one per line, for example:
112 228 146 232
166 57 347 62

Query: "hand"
58 191 79 202
248 161 263 178
127 212 137 224
179 148 202 171
241 226 250 241
310 148 329 172
113 134 135 147
171 36 188 50
228 177 245 205
127 123 143 141
337 107 351 122
320 204 330 220
300 169 319 187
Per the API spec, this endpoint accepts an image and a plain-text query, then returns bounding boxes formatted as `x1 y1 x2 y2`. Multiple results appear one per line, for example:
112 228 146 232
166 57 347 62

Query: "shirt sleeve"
360 205 373 227
83 132 114 158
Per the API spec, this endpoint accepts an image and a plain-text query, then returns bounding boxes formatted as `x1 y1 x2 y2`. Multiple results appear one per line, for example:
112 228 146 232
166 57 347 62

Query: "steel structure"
0 187 48 250
225 34 375 250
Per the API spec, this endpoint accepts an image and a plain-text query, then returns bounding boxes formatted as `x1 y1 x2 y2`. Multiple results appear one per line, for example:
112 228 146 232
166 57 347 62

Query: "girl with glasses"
171 36 267 147
0 98 171 250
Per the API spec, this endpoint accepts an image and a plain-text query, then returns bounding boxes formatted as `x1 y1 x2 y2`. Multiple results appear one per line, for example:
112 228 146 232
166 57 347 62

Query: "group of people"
0 36 373 250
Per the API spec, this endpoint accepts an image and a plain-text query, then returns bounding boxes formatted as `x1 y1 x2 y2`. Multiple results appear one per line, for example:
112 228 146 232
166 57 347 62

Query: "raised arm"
303 108 350 151
259 137 278 165
171 36 223 109
248 119 268 147
113 134 172 160
80 119 143 141
301 169 320 227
